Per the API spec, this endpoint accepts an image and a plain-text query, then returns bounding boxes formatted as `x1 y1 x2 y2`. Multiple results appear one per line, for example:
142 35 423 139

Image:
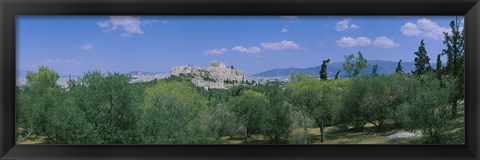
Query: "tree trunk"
244 127 248 143
243 121 248 143
319 120 325 143
319 125 324 143
451 101 457 119
302 113 310 144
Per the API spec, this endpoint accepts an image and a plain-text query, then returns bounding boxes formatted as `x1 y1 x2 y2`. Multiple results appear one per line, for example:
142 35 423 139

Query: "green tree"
138 81 216 144
46 97 98 144
435 54 444 80
338 74 411 131
17 66 61 135
320 59 330 80
412 39 432 75
372 64 379 76
342 52 368 78
286 74 340 142
395 60 404 75
254 81 291 143
441 17 465 119
211 103 242 137
228 90 269 143
334 70 341 79
396 73 452 143
68 71 141 144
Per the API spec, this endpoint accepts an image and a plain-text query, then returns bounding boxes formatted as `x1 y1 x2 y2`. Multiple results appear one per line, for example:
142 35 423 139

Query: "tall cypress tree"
412 39 432 75
320 59 330 80
441 17 464 119
395 60 404 75
372 65 378 76
436 54 443 80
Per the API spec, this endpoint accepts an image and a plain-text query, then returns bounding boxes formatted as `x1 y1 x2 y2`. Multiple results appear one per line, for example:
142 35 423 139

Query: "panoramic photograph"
16 16 464 144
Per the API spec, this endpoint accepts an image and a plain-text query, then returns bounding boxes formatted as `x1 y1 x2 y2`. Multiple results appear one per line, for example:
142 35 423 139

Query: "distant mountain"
250 60 434 78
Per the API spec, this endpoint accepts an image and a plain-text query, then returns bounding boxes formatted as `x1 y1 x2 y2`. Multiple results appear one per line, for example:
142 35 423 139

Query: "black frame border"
1 0 479 160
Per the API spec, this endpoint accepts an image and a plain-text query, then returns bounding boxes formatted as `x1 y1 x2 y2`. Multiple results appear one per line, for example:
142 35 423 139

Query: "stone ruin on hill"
170 61 245 89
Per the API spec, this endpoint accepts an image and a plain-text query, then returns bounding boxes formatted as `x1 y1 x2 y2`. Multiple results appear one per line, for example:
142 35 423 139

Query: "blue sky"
17 16 463 77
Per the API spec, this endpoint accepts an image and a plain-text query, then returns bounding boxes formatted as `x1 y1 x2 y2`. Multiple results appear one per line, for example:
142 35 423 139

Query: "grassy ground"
16 127 47 144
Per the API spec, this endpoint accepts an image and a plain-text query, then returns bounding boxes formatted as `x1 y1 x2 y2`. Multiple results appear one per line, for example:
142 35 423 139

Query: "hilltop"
170 61 246 89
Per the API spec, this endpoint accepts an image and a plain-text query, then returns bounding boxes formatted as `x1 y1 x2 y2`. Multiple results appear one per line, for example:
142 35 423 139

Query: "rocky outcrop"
170 61 245 89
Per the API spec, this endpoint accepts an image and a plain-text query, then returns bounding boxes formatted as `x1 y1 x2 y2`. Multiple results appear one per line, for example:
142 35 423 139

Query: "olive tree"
67 71 141 144
228 90 269 143
138 81 216 144
337 74 412 131
395 73 452 143
254 81 291 143
17 66 61 136
286 74 340 142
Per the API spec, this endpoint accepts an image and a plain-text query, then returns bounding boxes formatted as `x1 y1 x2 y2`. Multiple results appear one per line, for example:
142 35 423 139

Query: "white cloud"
281 16 298 20
336 19 350 31
80 43 94 51
373 36 399 48
400 22 421 36
400 18 450 40
281 28 289 33
350 24 360 29
336 18 360 31
98 16 144 37
336 36 372 47
96 22 110 28
231 46 261 53
261 40 301 50
204 48 228 55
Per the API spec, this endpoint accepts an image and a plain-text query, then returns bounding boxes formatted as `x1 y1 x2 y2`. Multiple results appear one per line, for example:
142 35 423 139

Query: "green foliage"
436 54 444 80
228 90 269 142
211 103 242 137
25 66 60 88
412 39 432 75
395 73 452 144
342 52 368 78
46 98 98 144
17 66 61 134
372 65 378 76
254 81 291 143
334 70 341 79
286 74 342 142
337 74 412 131
163 73 194 82
395 60 404 75
320 59 330 80
441 17 465 119
67 71 141 144
138 80 217 144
